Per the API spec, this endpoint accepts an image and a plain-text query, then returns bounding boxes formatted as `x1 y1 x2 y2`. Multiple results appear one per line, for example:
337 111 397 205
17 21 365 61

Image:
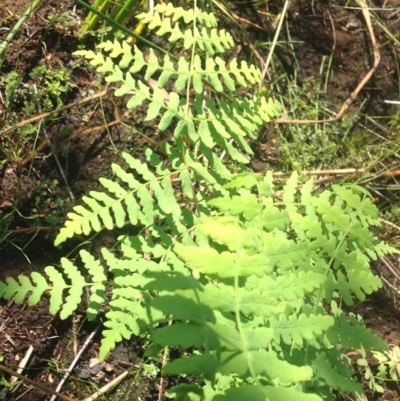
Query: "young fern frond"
0 3 398 400
140 3 218 29
74 2 281 174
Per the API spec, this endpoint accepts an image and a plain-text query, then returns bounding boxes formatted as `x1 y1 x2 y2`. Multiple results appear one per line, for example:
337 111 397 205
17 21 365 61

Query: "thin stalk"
73 0 168 55
0 0 44 65
260 0 292 84
110 0 142 25
80 0 112 35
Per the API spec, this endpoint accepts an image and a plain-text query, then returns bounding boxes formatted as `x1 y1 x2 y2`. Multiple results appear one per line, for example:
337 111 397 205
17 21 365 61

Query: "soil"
0 0 400 400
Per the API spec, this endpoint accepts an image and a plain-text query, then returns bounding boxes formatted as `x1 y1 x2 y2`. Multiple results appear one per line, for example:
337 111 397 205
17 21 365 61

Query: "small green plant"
0 63 75 166
29 63 76 109
0 3 397 400
357 345 400 393
276 77 341 170
0 355 21 399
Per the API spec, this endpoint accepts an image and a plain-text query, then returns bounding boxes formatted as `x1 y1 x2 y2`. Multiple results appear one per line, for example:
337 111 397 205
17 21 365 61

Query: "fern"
0 250 106 320
0 3 397 400
74 3 280 171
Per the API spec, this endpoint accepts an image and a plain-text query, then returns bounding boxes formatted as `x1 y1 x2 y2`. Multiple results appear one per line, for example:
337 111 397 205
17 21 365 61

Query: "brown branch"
0 364 78 401
0 88 109 137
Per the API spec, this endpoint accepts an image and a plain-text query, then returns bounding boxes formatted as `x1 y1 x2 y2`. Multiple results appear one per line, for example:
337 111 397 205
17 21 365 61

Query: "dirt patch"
289 0 400 118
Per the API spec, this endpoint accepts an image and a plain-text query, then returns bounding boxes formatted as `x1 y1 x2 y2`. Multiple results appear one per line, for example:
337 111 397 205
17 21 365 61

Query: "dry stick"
15 385 34 401
0 89 109 137
82 371 129 401
380 276 400 294
380 257 400 282
49 323 101 401
0 364 78 401
261 0 292 83
380 218 400 233
10 345 34 386
273 0 380 125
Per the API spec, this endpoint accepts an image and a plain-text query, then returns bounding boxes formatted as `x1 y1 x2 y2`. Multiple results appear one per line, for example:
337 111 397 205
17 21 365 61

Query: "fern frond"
250 271 326 301
138 3 217 29
80 250 107 320
0 253 100 319
55 153 183 245
101 308 143 361
208 194 261 221
218 349 313 385
327 312 388 351
325 270 382 306
137 4 232 54
174 244 273 278
269 313 334 346
214 384 324 401
3 4 395 400
0 273 49 305
312 352 363 394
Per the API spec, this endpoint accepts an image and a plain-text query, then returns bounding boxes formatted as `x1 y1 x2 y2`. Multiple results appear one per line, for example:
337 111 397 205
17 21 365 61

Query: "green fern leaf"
138 3 217 28
174 245 273 278
219 349 313 384
209 320 274 351
312 352 362 393
312 197 351 232
258 271 326 301
163 354 217 381
216 385 323 401
100 306 144 361
327 312 388 351
224 173 259 190
236 288 288 317
29 272 49 305
152 295 215 323
270 313 334 346
325 270 382 306
165 384 204 401
159 92 180 131
80 250 107 320
0 274 48 305
179 169 194 198
196 216 246 251
59 258 85 320
153 322 219 349
208 193 261 221
263 236 309 270
264 387 324 401
263 204 290 231
45 265 67 316
281 171 298 213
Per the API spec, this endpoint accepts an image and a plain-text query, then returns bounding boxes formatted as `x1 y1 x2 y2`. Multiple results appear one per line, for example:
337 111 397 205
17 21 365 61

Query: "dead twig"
10 345 34 387
49 323 101 401
82 371 129 401
380 257 400 282
0 364 78 401
0 88 109 137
